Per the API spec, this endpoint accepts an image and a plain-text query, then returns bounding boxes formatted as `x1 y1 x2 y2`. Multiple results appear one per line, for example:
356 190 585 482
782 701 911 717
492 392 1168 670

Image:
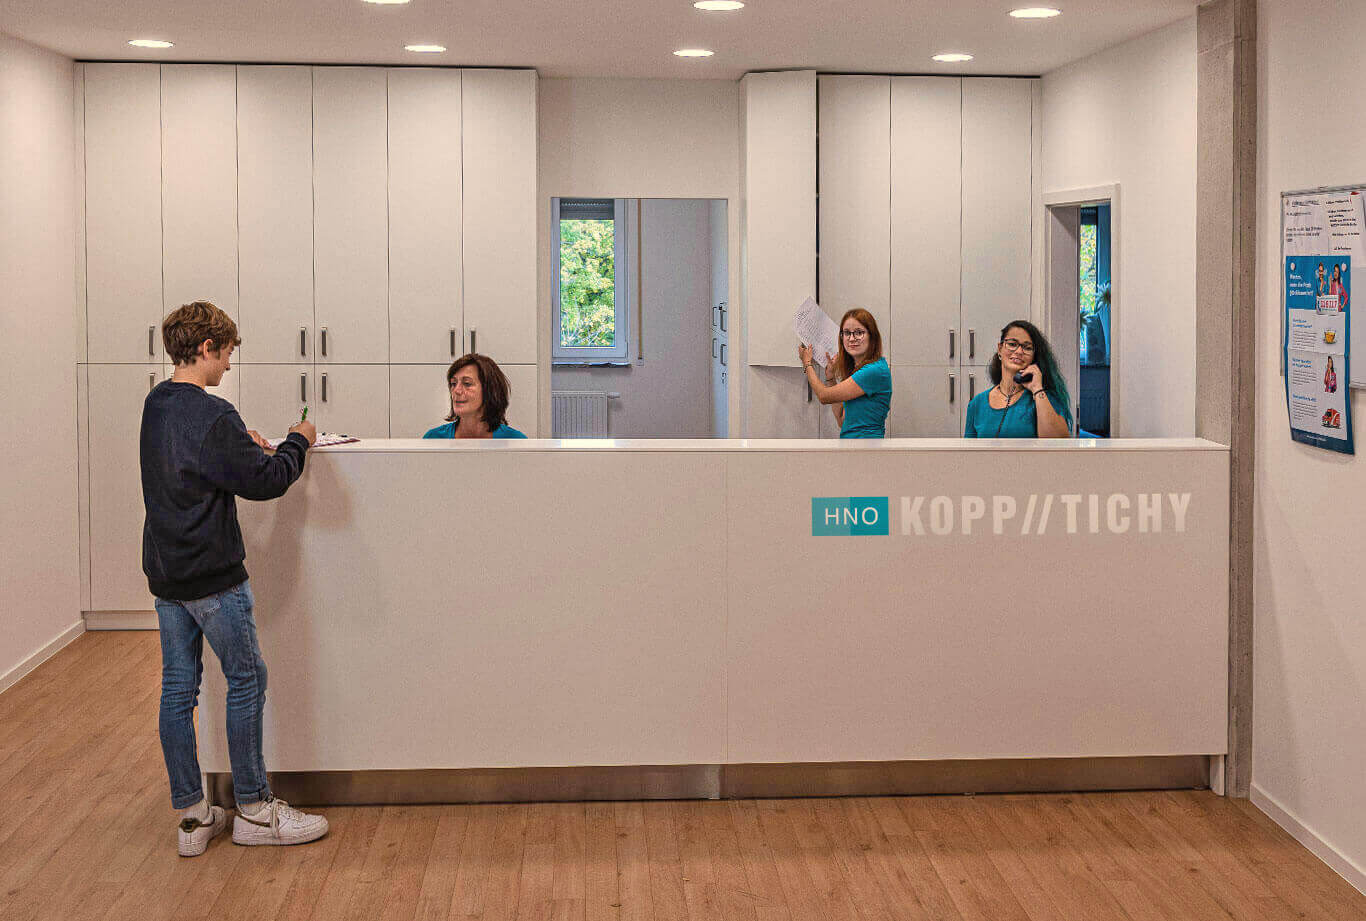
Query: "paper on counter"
792 296 840 367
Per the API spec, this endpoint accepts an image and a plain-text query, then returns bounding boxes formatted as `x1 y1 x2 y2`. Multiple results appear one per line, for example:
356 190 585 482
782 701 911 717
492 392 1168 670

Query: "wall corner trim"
0 620 85 697
1251 785 1366 897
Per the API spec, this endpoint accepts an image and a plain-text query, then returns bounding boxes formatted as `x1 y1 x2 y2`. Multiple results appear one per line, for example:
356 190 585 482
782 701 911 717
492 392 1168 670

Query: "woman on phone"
963 320 1071 438
799 308 892 438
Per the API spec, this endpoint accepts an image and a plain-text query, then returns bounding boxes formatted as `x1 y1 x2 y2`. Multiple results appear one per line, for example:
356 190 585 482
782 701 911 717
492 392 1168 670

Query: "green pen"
300 406 309 422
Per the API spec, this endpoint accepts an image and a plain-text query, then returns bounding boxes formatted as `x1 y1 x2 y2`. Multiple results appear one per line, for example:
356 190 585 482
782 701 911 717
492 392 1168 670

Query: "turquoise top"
422 422 527 439
840 357 893 439
963 387 1070 438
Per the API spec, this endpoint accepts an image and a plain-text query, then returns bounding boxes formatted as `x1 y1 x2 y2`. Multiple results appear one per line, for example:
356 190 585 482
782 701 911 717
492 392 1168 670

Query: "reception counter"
203 438 1230 804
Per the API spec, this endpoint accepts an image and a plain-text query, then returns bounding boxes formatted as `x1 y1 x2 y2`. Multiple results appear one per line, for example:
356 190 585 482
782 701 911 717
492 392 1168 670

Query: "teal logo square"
811 497 890 536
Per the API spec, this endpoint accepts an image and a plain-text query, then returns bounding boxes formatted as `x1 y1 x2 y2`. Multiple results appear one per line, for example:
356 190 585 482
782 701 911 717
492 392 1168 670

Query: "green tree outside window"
559 219 617 348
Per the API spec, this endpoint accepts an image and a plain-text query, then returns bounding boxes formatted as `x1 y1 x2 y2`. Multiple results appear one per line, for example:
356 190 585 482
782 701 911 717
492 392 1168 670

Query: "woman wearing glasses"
798 308 892 438
963 320 1072 438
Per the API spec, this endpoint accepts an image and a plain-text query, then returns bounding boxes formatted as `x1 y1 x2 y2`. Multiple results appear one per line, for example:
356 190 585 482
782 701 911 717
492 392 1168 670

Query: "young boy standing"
141 301 325 856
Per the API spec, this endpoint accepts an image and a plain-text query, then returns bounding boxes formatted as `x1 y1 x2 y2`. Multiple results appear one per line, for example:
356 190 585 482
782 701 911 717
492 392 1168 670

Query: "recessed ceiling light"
404 44 446 53
128 39 174 49
674 48 715 57
1009 7 1062 18
694 1 745 10
932 52 974 63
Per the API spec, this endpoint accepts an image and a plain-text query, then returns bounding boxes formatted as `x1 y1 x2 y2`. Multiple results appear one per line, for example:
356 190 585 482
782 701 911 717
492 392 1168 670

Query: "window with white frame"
552 198 633 362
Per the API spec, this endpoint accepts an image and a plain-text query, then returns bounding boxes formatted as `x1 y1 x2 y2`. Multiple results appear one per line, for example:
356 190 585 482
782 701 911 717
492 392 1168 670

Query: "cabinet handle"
969 329 976 360
300 372 307 403
149 371 156 392
320 327 328 357
713 337 718 359
469 328 477 353
720 343 727 366
720 310 727 333
807 381 812 403
969 373 977 401
949 372 956 404
949 328 956 360
450 328 457 356
300 327 307 357
149 326 156 357
321 372 328 403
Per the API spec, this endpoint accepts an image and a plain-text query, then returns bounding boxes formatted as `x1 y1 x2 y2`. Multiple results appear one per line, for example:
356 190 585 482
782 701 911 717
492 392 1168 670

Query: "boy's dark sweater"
140 381 309 601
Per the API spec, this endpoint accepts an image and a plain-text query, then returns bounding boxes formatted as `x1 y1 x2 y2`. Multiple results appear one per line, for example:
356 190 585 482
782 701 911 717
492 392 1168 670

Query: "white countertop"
309 437 1230 454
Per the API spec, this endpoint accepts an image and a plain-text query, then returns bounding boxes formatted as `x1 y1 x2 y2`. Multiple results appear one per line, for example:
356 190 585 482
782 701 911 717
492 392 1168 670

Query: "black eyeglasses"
1001 338 1034 354
841 329 868 340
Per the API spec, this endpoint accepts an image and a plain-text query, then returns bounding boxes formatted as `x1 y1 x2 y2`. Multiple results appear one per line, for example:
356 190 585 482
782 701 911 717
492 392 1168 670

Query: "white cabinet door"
238 66 315 363
238 364 314 440
162 65 237 325
461 69 537 364
961 78 1035 354
313 68 389 364
817 76 891 349
891 77 961 366
316 365 391 438
886 365 962 437
87 364 163 610
962 364 992 412
389 364 451 438
388 69 464 364
746 366 820 438
743 70 817 367
85 64 163 363
502 363 538 436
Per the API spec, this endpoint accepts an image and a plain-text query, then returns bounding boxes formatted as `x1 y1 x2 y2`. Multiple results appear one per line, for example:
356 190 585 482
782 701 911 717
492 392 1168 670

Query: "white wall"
0 33 82 688
537 78 742 436
551 199 717 437
1041 17 1198 437
1252 0 1366 893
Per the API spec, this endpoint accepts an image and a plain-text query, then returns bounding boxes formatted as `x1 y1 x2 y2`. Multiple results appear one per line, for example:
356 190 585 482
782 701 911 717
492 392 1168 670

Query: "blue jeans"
156 580 271 809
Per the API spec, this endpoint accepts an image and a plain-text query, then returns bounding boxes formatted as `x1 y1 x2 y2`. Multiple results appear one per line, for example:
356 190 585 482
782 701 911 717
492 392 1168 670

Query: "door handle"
320 327 328 357
949 372 956 404
469 328 477 353
969 373 977 401
949 328 956 361
149 326 156 357
969 328 976 360
300 372 307 403
321 372 328 403
300 327 307 357
450 328 457 357
149 371 156 392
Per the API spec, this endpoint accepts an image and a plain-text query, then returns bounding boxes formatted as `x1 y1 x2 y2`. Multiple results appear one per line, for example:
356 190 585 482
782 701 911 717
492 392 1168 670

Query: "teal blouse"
840 357 893 439
422 422 527 439
963 388 1071 438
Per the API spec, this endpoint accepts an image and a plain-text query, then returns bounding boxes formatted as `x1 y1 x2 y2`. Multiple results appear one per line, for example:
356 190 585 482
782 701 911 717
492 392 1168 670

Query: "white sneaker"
231 797 329 847
178 805 229 857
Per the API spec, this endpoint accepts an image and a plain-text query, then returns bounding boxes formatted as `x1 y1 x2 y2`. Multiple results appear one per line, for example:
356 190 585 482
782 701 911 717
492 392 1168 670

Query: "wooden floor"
2 632 1364 921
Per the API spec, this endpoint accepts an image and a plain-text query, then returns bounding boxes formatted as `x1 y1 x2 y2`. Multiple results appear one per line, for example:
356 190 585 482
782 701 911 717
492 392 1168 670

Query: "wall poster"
1282 190 1358 454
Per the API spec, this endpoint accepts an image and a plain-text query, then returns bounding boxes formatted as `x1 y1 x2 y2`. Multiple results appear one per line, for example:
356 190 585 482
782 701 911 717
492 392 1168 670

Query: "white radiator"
552 391 610 437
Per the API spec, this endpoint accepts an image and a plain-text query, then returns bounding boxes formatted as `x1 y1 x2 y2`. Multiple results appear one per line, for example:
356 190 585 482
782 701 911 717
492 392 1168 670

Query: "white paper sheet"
792 296 841 368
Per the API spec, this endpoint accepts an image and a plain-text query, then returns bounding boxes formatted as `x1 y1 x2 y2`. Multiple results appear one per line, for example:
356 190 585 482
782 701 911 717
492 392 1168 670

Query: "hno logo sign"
811 497 890 536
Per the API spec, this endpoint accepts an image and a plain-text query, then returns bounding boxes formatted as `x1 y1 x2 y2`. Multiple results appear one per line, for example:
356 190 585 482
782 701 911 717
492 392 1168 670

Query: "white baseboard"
0 620 85 695
83 611 158 630
1251 783 1366 897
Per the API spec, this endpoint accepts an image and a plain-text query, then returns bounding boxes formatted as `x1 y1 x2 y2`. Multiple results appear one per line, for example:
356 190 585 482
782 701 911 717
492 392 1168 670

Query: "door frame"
1042 184 1121 437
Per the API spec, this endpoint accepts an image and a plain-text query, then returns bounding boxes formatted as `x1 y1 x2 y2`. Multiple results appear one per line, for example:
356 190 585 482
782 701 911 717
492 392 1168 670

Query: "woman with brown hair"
422 353 527 439
798 307 892 438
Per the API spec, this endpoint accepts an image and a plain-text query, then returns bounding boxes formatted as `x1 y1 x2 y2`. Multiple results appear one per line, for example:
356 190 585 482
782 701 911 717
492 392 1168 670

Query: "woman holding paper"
423 354 528 439
799 308 892 438
1331 264 1349 312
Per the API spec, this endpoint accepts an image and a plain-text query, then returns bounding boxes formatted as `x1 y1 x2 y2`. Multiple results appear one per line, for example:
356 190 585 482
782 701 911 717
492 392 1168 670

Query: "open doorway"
1044 186 1119 438
549 197 728 438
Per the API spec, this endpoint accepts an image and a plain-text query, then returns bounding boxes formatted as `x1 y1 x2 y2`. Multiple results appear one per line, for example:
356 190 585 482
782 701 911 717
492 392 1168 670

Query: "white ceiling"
0 0 1201 79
